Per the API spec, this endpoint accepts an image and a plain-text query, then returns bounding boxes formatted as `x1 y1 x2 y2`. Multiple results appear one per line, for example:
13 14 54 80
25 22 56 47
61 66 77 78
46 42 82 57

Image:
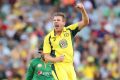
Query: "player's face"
53 16 65 32
39 50 45 61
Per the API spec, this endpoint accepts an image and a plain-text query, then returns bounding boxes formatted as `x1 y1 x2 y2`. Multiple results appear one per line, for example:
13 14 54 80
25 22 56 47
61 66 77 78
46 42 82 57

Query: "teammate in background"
43 3 89 80
26 44 62 80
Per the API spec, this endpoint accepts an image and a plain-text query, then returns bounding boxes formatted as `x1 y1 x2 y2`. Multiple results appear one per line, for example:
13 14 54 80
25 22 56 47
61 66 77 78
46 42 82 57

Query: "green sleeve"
26 61 34 80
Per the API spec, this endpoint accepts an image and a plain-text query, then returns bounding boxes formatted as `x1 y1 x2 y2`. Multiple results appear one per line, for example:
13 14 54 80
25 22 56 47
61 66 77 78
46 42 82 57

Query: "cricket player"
26 44 61 80
43 3 89 80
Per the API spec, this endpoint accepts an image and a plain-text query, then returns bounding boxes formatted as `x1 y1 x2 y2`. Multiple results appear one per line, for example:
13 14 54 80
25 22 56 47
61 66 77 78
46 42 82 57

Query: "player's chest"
35 63 51 71
35 63 52 75
50 31 72 49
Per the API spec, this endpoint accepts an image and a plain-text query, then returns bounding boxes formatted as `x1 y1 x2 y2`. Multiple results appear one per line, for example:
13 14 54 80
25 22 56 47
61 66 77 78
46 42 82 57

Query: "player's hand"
56 55 65 62
75 3 85 11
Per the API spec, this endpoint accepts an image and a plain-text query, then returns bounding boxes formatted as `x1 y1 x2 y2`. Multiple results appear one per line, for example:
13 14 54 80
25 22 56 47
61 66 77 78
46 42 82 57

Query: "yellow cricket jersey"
43 23 79 63
83 65 96 79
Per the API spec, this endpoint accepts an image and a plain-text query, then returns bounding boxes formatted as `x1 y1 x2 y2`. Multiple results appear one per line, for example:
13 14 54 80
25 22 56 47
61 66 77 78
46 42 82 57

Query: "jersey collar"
51 27 67 37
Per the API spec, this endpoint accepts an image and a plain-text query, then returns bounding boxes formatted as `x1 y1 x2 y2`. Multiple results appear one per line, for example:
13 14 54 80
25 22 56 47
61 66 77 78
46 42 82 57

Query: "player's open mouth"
55 24 59 27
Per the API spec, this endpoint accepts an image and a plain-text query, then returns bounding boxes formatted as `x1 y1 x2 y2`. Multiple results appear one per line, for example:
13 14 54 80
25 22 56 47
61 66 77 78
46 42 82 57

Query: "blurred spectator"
0 61 7 80
0 42 10 59
0 0 120 80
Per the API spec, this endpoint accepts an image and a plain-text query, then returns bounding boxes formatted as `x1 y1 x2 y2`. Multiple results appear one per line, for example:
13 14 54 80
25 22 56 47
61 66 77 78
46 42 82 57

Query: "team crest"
59 39 68 48
37 64 42 67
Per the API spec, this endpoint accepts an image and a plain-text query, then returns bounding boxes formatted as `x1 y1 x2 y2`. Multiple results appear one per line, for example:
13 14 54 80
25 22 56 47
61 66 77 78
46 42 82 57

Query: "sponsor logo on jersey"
37 64 42 67
38 70 42 75
37 71 52 76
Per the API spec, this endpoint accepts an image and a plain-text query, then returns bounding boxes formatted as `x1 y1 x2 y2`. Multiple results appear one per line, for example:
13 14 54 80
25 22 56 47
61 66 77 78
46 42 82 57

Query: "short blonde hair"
53 12 66 21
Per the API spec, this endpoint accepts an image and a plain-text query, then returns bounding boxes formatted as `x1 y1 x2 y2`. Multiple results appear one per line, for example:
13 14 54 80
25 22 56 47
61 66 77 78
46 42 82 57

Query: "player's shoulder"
45 30 54 39
30 58 40 63
66 22 79 27
29 58 42 67
66 26 70 30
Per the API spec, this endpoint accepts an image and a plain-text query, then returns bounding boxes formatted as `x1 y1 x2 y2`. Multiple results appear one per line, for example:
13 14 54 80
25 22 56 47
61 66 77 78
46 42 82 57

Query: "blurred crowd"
0 0 120 80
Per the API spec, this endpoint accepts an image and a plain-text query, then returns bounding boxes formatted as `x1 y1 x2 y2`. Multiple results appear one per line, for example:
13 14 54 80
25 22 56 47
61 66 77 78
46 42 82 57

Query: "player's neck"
55 31 62 36
55 29 63 36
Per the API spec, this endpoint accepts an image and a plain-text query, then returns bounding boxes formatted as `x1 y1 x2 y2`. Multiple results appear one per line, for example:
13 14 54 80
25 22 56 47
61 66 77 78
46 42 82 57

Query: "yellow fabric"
43 23 79 63
43 23 79 80
13 22 26 31
108 39 118 54
87 56 95 63
12 9 22 16
13 1 22 16
83 65 96 79
54 62 77 80
52 71 58 80
66 22 79 30
107 62 119 78
21 50 27 59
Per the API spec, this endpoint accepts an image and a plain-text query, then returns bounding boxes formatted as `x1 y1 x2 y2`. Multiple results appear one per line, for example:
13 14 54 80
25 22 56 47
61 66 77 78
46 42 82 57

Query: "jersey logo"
59 39 68 48
37 64 42 68
38 70 42 75
64 33 69 37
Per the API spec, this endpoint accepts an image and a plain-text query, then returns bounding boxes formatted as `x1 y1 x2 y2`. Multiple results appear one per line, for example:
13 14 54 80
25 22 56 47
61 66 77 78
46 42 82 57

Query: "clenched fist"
75 3 85 11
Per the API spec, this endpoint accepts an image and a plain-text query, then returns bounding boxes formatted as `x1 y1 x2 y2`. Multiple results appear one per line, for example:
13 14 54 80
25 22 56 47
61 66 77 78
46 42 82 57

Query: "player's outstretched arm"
44 54 64 63
76 3 89 30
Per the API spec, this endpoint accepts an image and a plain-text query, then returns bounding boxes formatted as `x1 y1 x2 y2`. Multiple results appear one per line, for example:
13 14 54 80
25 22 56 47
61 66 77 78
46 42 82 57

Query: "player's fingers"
60 56 64 61
76 3 84 9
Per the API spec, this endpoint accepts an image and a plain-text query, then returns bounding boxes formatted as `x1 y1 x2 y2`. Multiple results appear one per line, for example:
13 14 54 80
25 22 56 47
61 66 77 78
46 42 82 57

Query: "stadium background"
0 0 120 80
